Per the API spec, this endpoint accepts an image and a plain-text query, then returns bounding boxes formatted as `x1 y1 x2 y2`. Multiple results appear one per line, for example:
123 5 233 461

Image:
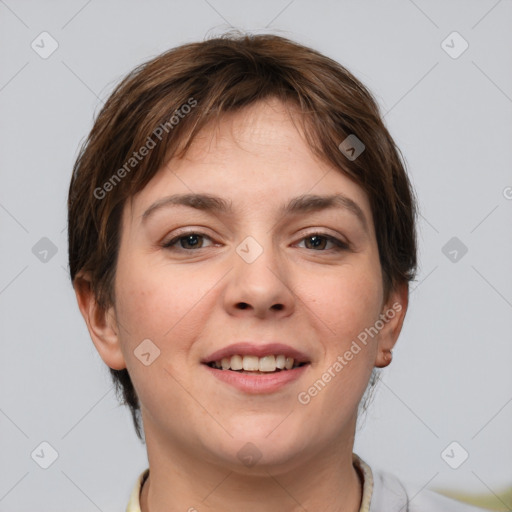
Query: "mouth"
201 343 311 393
201 342 311 376
204 354 310 374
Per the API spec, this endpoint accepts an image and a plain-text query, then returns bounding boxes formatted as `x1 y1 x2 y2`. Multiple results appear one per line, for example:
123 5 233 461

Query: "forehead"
127 99 374 229
172 98 308 167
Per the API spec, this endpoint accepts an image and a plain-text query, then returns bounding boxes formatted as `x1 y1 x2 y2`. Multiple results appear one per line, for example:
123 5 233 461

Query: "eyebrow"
141 192 368 231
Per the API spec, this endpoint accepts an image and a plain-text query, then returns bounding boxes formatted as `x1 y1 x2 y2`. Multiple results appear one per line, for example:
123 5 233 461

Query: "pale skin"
75 98 408 512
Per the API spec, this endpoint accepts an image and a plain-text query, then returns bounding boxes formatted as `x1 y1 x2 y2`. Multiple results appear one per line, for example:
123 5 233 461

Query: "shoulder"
370 469 491 512
353 455 490 512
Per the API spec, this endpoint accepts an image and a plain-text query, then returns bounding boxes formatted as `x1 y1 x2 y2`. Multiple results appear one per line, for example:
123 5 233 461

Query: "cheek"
113 251 219 348
300 261 384 345
114 273 168 340
112 254 199 398
296 266 382 423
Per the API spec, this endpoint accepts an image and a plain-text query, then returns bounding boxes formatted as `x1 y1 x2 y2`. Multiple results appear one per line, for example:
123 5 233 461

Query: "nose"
222 237 296 320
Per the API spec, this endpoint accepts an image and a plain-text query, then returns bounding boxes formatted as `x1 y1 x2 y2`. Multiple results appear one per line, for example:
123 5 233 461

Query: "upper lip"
202 342 311 364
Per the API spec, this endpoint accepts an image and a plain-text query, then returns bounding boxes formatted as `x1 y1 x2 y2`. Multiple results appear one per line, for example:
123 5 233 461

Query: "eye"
162 231 214 250
296 233 349 251
162 231 349 252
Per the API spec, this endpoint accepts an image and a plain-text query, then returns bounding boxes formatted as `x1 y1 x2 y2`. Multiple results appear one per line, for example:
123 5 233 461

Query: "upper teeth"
211 354 299 372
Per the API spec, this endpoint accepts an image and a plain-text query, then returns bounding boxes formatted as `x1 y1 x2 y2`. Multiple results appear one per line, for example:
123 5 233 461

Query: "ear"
73 273 126 370
374 282 409 368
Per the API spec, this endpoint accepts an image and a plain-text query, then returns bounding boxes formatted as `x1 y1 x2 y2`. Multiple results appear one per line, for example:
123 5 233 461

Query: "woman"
68 33 488 512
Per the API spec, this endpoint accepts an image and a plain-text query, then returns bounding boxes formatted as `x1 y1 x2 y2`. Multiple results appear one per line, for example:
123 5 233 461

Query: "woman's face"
104 99 405 471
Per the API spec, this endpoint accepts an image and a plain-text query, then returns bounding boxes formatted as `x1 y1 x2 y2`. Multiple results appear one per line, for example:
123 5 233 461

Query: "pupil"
183 234 201 249
308 235 325 249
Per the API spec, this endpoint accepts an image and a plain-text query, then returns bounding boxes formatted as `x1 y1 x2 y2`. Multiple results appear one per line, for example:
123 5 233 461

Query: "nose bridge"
235 231 282 287
225 229 294 316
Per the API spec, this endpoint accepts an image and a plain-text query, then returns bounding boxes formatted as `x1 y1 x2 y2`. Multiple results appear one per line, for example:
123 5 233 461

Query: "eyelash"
162 231 349 252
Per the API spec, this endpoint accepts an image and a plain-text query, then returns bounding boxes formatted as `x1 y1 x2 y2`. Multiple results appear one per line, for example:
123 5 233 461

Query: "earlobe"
374 283 409 368
375 349 393 368
73 273 127 370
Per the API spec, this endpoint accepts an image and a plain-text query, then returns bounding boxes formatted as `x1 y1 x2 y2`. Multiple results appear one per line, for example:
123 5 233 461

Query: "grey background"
1 0 511 510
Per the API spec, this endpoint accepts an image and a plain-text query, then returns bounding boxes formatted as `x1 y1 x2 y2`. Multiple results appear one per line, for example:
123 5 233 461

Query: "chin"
204 422 313 473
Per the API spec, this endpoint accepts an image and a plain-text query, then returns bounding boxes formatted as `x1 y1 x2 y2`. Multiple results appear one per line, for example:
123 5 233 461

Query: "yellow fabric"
126 453 373 512
126 468 149 512
354 453 373 512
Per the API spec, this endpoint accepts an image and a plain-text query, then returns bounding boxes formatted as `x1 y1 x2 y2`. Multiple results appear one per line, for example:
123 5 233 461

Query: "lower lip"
203 364 310 394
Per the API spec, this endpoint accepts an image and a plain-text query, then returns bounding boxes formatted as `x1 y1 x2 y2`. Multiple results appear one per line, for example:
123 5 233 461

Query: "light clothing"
126 453 488 511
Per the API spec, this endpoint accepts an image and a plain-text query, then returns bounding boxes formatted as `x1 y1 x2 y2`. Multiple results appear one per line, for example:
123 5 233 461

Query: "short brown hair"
68 32 417 440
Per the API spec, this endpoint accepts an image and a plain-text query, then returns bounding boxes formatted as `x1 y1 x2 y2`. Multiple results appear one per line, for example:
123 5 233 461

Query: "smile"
206 354 307 373
203 359 310 394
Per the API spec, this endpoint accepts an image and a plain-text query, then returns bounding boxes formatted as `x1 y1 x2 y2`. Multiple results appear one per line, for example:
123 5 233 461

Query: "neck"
139 426 363 512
